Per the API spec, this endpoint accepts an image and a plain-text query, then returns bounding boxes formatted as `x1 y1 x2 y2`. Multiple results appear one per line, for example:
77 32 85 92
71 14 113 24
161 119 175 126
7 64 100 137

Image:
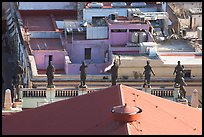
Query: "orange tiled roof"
2 84 202 135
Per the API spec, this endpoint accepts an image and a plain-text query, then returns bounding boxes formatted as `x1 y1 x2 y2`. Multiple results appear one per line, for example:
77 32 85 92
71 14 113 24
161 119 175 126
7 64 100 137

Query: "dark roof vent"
111 104 142 122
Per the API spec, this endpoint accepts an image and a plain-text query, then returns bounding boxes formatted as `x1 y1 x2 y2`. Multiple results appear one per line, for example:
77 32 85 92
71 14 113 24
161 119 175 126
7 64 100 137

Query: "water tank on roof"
197 27 202 40
130 2 146 8
88 2 103 8
111 2 127 8
131 32 139 43
139 32 148 43
109 14 116 20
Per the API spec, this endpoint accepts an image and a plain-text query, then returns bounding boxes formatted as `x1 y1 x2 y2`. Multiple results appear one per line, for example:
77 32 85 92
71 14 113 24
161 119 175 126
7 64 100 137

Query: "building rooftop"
30 38 64 51
189 8 202 14
157 39 195 52
157 52 202 65
2 84 202 135
18 2 77 10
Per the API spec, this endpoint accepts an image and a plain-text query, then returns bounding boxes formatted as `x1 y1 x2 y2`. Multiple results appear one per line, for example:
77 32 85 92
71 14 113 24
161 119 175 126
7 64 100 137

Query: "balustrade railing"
55 90 78 97
22 89 46 97
151 88 174 97
20 88 98 98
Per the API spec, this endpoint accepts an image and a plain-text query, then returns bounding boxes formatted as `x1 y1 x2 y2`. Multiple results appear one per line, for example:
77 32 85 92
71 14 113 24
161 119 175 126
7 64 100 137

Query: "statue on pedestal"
110 60 119 86
46 60 55 88
173 61 184 86
173 61 187 99
79 61 88 88
15 61 24 101
179 76 187 99
143 61 155 85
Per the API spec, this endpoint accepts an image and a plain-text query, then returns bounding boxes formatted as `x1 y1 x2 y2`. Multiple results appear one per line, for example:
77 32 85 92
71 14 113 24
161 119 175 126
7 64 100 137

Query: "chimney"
111 104 142 122
4 89 12 110
191 89 199 108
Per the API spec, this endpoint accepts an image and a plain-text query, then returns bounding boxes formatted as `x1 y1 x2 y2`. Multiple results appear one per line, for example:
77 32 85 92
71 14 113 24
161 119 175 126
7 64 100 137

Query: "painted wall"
109 23 150 45
66 62 112 75
191 14 202 30
69 40 110 64
18 2 77 10
33 50 67 70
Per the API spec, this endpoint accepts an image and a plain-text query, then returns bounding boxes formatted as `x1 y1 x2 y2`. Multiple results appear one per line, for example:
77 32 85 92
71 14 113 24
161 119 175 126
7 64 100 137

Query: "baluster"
57 90 59 97
55 90 57 97
60 90 62 97
171 90 173 97
23 91 26 97
67 90 70 97
44 91 46 97
36 91 38 97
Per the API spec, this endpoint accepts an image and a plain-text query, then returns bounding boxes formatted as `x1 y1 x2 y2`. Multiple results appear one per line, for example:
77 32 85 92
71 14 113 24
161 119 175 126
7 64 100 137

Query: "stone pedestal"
47 84 55 88
143 84 151 94
46 86 56 103
4 89 12 110
173 84 180 101
78 85 88 96
177 98 189 106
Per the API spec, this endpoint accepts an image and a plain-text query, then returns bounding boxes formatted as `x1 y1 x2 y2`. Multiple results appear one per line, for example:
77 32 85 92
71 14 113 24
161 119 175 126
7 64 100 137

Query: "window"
111 29 127 32
184 70 191 78
85 48 91 60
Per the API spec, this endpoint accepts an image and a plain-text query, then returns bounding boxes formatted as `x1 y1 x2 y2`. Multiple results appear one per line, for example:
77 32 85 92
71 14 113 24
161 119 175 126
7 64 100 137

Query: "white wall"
18 2 76 10
87 26 108 39
30 32 60 38
83 8 127 23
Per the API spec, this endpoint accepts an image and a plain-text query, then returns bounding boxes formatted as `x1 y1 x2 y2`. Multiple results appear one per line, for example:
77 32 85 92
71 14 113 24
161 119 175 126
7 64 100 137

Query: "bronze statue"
179 77 187 99
110 60 119 86
16 61 24 85
46 60 55 87
79 61 88 88
173 61 184 86
143 61 155 85
15 61 24 101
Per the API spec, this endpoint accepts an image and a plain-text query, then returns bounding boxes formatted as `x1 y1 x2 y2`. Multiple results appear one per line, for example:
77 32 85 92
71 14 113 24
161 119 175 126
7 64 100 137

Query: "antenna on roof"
37 44 41 50
44 43 48 49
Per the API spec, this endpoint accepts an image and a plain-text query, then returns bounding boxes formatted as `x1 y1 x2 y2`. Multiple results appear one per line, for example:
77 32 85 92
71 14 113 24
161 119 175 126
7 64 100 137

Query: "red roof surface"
2 84 202 135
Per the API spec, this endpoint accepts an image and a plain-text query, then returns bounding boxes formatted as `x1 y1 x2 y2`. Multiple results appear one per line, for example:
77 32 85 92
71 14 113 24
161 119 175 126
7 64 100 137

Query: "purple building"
18 2 155 75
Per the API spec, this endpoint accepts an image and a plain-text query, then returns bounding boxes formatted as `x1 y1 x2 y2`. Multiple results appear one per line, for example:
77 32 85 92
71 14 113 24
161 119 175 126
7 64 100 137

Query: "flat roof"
158 53 202 65
157 39 195 52
189 8 202 14
30 38 64 51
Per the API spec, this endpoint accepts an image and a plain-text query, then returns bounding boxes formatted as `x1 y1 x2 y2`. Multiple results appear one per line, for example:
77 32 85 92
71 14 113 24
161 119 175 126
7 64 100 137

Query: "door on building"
85 48 91 60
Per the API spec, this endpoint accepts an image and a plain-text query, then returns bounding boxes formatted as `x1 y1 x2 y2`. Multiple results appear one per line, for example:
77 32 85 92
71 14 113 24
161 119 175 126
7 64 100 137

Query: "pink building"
18 2 155 75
